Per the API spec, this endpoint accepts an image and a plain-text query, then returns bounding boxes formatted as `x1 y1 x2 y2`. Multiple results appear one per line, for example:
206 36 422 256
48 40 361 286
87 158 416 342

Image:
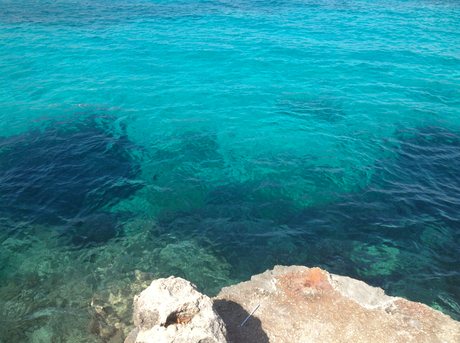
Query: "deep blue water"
1 0 460 341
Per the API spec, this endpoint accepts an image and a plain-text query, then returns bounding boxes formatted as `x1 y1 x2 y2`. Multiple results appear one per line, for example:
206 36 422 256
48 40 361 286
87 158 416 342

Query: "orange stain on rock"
277 268 333 300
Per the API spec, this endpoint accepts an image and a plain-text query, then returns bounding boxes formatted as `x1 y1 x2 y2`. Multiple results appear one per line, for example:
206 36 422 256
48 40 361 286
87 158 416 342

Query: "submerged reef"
0 114 144 245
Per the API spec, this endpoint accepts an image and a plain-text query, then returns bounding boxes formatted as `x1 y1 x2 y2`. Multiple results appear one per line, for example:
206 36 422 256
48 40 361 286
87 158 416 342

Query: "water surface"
1 0 460 341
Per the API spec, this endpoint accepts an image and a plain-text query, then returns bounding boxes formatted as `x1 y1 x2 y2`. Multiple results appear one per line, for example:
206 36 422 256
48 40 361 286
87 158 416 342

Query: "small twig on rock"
241 304 260 327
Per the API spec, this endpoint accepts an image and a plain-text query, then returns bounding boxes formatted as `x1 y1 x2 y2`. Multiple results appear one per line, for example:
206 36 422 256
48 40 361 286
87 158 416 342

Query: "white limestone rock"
126 276 227 343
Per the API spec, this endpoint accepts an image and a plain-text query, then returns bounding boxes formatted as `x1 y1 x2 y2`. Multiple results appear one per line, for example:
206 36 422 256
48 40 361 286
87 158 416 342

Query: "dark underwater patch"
0 115 144 238
62 212 120 248
289 125 460 238
372 125 460 224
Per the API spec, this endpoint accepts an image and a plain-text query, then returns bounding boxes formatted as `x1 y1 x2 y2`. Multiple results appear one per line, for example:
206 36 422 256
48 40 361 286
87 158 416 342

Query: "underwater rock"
126 276 227 343
158 240 235 296
0 115 143 226
90 270 155 343
213 265 460 343
64 212 120 248
370 125 460 223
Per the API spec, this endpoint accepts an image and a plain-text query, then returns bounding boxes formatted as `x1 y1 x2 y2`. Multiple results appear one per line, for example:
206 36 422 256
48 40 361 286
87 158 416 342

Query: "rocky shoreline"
91 266 460 343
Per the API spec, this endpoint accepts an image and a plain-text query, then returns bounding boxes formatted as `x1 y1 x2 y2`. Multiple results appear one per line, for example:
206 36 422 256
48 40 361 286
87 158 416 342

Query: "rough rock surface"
213 265 460 343
126 276 227 343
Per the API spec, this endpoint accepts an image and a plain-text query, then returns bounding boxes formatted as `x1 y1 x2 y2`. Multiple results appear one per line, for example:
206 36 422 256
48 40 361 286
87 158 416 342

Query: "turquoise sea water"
1 0 460 341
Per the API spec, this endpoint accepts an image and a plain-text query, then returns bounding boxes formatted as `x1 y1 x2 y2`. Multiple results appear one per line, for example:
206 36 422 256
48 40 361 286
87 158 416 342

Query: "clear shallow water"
1 0 460 341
